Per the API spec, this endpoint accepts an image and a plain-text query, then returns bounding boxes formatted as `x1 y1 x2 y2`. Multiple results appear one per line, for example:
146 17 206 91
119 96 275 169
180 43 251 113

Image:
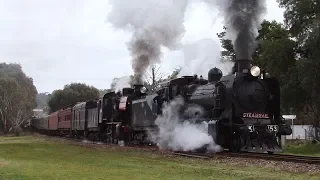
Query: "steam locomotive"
30 58 292 154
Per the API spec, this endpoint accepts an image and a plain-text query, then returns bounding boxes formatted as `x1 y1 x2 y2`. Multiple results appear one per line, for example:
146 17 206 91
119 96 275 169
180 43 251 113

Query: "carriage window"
171 85 178 98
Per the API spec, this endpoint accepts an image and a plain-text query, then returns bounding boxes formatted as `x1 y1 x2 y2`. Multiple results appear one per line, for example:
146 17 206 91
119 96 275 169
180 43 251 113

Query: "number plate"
243 113 269 119
267 125 278 132
247 125 255 132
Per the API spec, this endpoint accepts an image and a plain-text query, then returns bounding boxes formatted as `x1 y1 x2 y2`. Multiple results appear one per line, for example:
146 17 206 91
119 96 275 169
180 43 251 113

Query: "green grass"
0 136 319 180
282 141 320 156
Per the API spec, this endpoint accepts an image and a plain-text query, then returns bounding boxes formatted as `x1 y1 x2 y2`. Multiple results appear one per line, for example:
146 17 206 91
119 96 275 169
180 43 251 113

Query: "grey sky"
0 0 285 93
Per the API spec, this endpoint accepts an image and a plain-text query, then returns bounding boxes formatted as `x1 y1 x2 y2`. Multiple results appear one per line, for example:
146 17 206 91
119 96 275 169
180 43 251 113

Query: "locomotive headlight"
250 66 261 77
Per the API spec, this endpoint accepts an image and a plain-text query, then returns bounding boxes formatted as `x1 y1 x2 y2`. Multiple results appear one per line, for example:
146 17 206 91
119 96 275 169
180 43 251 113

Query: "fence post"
281 135 286 148
305 129 307 141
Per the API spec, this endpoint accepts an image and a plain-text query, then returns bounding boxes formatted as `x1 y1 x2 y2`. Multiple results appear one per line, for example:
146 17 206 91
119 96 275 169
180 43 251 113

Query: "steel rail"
224 152 320 164
173 151 320 164
173 152 213 159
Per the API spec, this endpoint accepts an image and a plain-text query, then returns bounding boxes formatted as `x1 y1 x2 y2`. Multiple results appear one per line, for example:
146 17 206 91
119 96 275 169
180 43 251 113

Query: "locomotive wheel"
230 135 244 152
267 151 274 155
230 139 238 152
106 134 113 144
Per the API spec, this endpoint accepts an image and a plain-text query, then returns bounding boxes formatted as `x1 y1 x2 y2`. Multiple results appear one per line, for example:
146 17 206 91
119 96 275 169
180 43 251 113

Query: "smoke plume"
148 96 222 153
180 38 233 77
204 0 267 60
107 0 188 84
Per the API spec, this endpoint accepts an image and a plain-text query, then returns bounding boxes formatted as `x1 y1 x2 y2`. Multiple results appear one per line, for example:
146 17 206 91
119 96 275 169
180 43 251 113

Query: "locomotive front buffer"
208 115 292 154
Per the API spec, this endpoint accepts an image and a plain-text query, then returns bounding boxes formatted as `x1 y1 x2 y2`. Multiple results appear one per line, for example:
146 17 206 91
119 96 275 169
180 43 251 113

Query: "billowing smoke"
107 0 188 84
204 0 267 60
148 96 222 153
110 76 131 93
180 38 233 78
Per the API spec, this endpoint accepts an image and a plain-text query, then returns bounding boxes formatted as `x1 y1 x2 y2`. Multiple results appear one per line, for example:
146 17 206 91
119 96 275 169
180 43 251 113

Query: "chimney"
236 59 252 75
133 84 143 92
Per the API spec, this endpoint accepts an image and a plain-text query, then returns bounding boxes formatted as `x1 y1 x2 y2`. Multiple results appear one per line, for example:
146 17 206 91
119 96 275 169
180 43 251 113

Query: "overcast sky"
0 0 285 93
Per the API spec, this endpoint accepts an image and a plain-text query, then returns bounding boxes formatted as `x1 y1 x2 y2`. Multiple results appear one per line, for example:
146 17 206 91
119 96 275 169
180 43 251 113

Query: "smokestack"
233 16 256 75
236 59 251 74
133 84 143 92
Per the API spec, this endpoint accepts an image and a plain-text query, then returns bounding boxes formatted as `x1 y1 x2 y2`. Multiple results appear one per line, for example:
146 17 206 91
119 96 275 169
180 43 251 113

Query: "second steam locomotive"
31 58 292 154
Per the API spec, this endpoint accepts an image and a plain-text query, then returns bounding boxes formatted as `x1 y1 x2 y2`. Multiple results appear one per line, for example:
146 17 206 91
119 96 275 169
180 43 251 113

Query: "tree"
143 65 166 92
217 26 236 63
48 83 99 113
0 63 37 135
109 66 182 94
36 92 50 113
278 0 320 140
277 0 319 41
142 65 183 92
256 20 297 76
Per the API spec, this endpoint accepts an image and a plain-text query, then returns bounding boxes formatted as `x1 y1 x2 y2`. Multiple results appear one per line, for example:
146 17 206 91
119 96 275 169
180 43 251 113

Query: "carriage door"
170 84 179 100
102 94 115 122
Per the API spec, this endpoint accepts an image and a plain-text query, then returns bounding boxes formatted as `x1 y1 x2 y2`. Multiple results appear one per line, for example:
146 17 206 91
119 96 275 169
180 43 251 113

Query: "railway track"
45 135 320 165
228 152 320 164
173 152 213 159
174 151 320 164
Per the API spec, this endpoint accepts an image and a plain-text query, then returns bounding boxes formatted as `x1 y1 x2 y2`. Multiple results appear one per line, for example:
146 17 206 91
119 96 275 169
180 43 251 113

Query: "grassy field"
283 141 320 156
0 135 319 180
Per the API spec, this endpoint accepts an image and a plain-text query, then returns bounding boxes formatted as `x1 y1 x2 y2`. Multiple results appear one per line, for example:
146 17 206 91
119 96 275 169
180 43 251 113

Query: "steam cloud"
107 0 188 84
148 96 222 153
180 38 233 78
204 0 267 60
111 76 131 93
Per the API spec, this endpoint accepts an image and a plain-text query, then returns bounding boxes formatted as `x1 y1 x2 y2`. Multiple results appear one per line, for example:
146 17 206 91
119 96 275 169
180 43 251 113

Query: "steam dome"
208 67 222 83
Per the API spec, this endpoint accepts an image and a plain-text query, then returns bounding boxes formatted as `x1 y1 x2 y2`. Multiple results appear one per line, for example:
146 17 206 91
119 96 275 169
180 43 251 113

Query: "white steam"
149 96 222 152
180 38 233 78
107 0 189 83
111 76 131 93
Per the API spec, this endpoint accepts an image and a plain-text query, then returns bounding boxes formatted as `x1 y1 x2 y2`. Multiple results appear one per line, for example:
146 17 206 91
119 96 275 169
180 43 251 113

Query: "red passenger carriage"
58 105 73 135
48 111 58 135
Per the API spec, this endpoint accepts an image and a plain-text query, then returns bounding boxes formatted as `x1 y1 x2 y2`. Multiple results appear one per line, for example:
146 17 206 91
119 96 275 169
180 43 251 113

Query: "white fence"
285 125 315 140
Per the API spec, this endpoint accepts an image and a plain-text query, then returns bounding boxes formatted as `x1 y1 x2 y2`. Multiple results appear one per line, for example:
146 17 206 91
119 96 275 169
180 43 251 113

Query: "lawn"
0 135 319 180
282 141 320 156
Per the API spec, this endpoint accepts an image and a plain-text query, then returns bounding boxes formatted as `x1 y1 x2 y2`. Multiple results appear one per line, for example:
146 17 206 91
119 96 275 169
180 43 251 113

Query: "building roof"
283 115 296 120
33 109 43 112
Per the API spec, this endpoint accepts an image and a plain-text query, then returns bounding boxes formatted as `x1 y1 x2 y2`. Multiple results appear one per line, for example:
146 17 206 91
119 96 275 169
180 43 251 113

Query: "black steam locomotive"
30 58 292 154
125 59 292 153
